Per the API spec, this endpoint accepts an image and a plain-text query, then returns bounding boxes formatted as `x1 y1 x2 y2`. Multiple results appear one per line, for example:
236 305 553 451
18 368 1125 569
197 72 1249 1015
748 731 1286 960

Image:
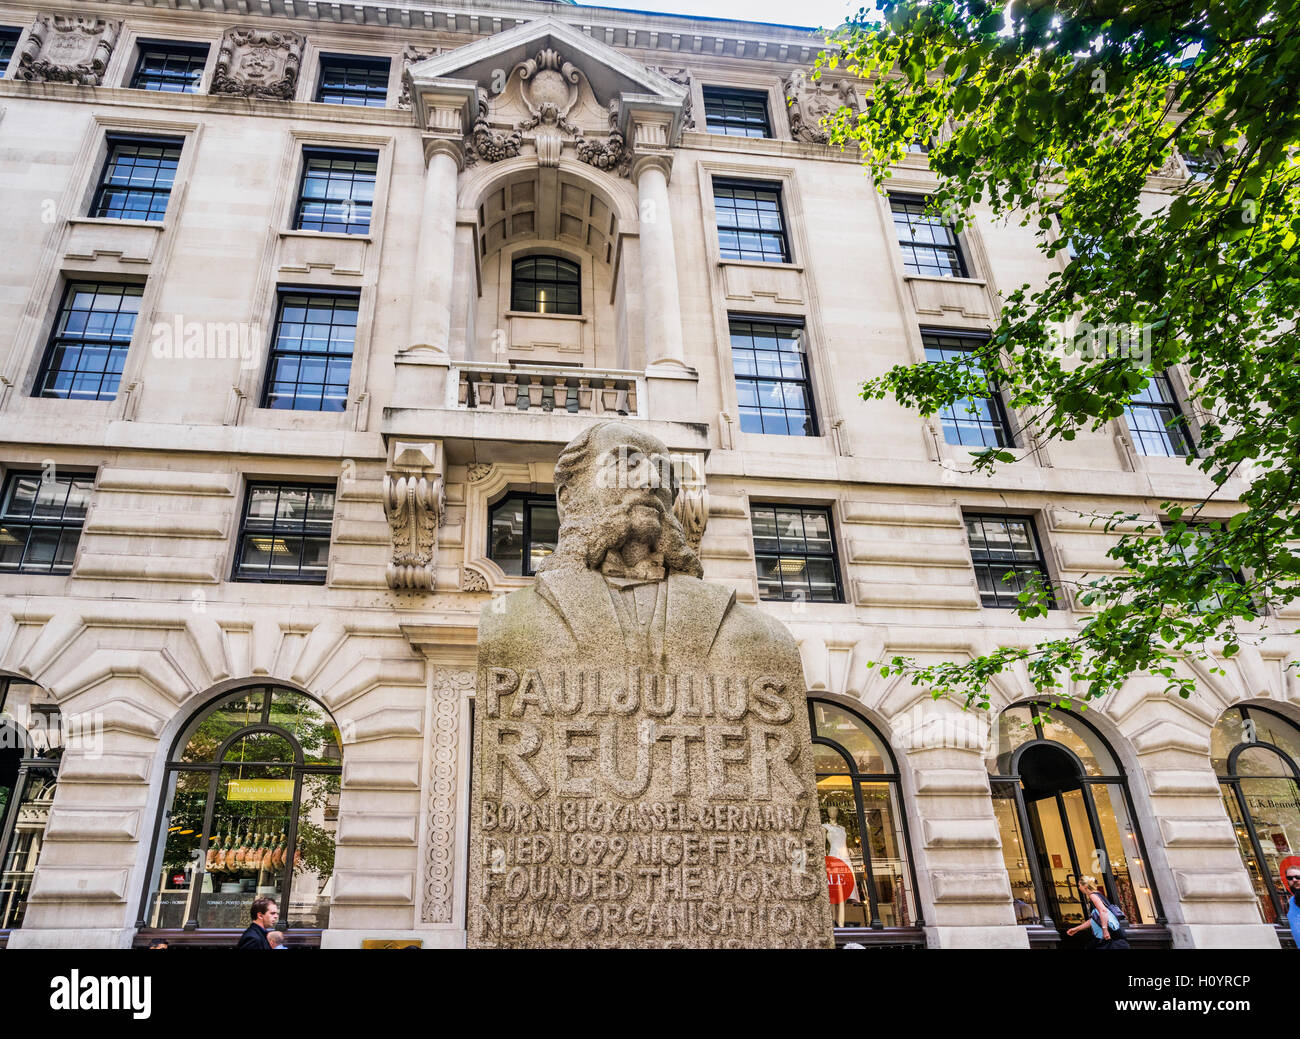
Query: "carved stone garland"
210 26 305 101
383 472 446 591
783 73 857 146
15 16 120 85
423 667 472 924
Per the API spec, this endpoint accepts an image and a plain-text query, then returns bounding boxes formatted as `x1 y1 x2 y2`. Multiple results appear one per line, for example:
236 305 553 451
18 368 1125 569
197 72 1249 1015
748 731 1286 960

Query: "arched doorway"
986 703 1162 943
808 698 921 939
0 678 61 935
138 685 341 945
1212 704 1300 928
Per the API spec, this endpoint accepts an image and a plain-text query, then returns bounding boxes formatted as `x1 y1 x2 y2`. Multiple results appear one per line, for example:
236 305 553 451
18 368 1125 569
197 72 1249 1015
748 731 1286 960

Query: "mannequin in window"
824 805 858 927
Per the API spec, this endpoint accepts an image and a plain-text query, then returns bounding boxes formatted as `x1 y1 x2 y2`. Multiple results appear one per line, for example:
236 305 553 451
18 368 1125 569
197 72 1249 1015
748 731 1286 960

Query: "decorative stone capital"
410 79 478 138
16 16 120 85
210 26 304 100
631 153 673 186
383 439 446 591
422 136 466 171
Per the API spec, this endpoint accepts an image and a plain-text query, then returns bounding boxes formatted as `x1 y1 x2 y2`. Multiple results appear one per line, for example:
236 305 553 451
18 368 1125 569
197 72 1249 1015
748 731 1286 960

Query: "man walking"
1286 867 1300 948
236 897 278 949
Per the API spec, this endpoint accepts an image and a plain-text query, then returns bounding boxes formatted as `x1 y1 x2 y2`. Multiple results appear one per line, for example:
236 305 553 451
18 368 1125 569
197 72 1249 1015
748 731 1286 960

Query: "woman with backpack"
1064 875 1131 949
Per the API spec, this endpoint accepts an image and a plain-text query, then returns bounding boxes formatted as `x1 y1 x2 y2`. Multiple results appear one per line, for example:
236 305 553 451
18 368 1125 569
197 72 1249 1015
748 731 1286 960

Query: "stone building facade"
0 0 1294 950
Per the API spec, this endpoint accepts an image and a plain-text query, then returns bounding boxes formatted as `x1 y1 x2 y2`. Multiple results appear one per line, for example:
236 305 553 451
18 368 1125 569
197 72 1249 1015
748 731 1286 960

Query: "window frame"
701 85 773 138
730 314 819 438
129 39 210 93
259 287 360 412
0 26 22 75
712 179 792 265
32 279 145 403
510 255 582 316
1123 371 1196 458
889 192 970 278
0 469 94 577
90 134 185 224
921 328 1015 449
231 480 337 585
487 493 558 579
314 53 391 108
749 501 844 603
963 512 1056 610
292 147 378 236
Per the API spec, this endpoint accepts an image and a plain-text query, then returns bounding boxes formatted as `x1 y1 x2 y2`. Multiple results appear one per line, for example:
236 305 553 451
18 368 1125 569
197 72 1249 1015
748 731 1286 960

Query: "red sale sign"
825 856 854 905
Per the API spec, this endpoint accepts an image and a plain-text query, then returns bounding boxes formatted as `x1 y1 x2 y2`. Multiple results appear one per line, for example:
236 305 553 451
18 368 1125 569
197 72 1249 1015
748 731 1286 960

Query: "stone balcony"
451 362 643 417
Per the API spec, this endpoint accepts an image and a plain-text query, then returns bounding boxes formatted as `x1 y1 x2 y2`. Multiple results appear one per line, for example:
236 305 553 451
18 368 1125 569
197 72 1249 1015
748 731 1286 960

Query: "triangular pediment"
408 16 686 112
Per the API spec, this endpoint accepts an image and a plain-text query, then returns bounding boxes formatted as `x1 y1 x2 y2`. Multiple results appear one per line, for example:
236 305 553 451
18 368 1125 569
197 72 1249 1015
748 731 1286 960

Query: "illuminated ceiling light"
777 557 806 575
250 537 293 556
0 528 21 546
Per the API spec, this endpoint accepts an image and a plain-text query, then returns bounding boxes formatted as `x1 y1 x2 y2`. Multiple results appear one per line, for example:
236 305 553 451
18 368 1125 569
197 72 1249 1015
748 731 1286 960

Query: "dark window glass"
511 256 581 315
233 483 335 583
34 281 142 401
261 290 358 411
0 472 92 576
965 514 1055 609
1182 147 1223 179
731 317 817 437
316 55 390 107
1124 373 1194 457
906 137 932 154
702 87 771 138
714 181 790 264
751 503 842 602
130 41 208 92
294 149 377 235
890 194 968 277
92 136 183 223
922 330 1013 448
0 680 62 930
0 27 21 72
488 494 558 577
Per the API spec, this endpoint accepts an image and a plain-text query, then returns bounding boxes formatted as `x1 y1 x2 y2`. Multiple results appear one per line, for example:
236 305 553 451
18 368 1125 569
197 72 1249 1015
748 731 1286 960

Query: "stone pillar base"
1169 923 1280 949
320 927 466 949
644 366 697 421
923 924 1031 949
7 927 137 949
392 352 451 411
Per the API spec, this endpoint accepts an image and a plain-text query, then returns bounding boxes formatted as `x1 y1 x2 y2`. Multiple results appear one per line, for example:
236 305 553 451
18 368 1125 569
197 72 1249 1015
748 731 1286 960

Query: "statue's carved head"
538 421 703 579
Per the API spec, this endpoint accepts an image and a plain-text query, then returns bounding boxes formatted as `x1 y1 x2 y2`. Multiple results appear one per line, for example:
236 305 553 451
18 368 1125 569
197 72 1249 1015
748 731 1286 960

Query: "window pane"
811 701 888 773
235 483 335 583
1092 784 1156 924
752 504 841 602
142 769 209 928
991 782 1041 924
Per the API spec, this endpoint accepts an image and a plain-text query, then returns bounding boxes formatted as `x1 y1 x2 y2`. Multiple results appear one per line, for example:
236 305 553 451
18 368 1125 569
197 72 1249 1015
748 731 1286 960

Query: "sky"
585 0 864 33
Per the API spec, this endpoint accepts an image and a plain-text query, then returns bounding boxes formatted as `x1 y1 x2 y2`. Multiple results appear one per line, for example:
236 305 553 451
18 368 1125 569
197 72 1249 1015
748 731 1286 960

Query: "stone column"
407 138 463 359
631 155 688 372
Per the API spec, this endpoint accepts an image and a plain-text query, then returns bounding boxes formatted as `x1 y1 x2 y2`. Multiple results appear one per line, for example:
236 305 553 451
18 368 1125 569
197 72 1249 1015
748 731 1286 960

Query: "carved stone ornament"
461 566 489 592
671 457 709 553
574 99 632 177
210 26 305 101
1154 151 1184 179
398 46 440 109
384 456 447 591
466 89 523 166
783 72 857 146
15 16 120 85
655 67 695 132
466 462 496 483
423 667 472 924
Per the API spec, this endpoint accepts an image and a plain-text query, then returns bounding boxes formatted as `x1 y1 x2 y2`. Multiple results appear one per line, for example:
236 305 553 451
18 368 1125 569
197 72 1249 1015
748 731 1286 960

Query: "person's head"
148 938 169 950
251 897 279 928
1287 867 1300 895
1078 875 1099 897
267 930 285 948
542 421 702 579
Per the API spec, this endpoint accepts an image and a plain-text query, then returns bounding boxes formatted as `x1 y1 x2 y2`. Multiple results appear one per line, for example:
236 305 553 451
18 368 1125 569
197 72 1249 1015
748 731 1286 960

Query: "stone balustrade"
451 363 644 417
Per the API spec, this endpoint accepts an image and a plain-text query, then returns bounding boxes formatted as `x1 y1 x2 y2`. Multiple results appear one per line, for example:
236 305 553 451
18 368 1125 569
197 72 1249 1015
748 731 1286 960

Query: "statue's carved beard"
538 498 704 579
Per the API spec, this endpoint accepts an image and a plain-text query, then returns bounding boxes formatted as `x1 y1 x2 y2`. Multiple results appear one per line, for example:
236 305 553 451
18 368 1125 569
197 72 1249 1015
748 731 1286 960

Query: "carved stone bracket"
383 440 446 591
783 72 857 145
16 16 120 85
654 67 694 132
398 46 439 109
210 26 305 100
671 452 708 553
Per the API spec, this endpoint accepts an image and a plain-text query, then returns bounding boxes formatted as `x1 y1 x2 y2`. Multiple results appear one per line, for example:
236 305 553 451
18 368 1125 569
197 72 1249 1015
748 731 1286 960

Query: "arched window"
1213 704 1300 925
140 686 341 938
0 678 61 931
511 256 581 315
808 699 920 932
987 703 1161 938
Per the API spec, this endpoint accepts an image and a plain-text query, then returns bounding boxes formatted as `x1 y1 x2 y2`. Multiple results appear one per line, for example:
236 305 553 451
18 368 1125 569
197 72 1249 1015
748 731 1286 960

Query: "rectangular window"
294 148 377 235
731 316 817 437
1171 523 1247 613
233 482 335 583
34 281 143 401
1125 372 1194 457
1182 147 1223 180
261 289 358 411
488 494 559 577
702 87 771 138
130 40 208 92
0 471 93 576
316 55 390 107
890 193 968 277
0 27 21 72
965 514 1055 609
751 503 843 603
922 329 1013 448
91 136 183 222
714 181 790 264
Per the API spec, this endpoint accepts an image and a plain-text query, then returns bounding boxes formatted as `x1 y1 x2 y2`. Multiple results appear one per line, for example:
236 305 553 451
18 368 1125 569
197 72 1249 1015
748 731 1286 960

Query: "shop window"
1212 705 1300 927
0 679 62 931
488 494 558 577
140 686 341 936
809 699 919 931
714 180 790 264
261 288 358 411
233 481 335 584
91 136 183 222
922 329 1014 448
964 513 1055 609
511 256 581 315
730 316 817 437
34 281 143 401
750 503 843 602
702 87 771 138
986 703 1161 941
0 470 93 576
130 40 208 92
294 149 377 235
316 54 390 107
1124 372 1195 457
889 193 969 277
